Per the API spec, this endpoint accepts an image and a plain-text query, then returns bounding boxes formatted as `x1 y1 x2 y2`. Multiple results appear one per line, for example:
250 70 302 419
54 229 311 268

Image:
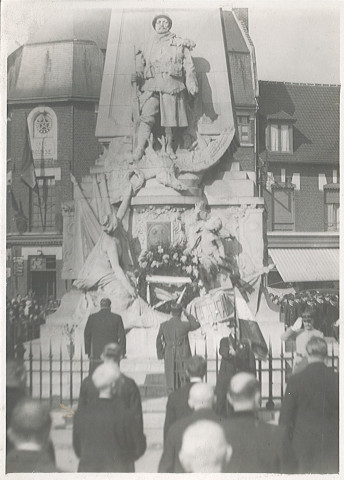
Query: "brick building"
6 10 108 300
6 8 258 301
258 81 340 290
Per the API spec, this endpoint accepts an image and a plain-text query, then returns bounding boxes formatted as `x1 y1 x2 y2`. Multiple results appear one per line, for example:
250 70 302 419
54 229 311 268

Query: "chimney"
233 8 249 31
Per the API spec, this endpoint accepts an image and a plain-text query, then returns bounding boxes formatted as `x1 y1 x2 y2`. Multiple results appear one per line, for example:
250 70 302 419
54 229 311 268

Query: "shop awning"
269 248 339 282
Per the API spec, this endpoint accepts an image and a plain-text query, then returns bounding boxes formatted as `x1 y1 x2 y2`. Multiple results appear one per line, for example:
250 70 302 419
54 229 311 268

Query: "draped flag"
21 119 38 192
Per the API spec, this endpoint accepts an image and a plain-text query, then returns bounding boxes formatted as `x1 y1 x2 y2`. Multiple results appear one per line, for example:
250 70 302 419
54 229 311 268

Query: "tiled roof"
8 41 104 102
259 81 340 165
222 10 256 107
267 110 295 121
27 9 111 51
323 183 340 190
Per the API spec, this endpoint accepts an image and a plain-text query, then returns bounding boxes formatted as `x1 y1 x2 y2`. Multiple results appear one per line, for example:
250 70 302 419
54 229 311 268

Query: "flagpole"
22 114 45 231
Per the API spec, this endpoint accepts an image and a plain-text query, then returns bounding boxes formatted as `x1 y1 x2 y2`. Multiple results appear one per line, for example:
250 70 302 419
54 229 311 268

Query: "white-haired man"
73 363 146 472
159 382 221 473
179 420 232 472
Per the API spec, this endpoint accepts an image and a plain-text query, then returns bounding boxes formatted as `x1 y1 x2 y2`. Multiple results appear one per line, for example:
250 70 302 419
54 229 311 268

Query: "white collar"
189 377 202 383
14 442 42 452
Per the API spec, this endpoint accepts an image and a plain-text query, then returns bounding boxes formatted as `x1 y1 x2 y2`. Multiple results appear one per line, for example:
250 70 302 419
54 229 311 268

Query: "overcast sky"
2 0 341 84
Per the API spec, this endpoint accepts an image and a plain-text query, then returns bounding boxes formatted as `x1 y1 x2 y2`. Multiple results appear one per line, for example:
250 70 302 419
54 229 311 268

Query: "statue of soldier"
132 14 198 161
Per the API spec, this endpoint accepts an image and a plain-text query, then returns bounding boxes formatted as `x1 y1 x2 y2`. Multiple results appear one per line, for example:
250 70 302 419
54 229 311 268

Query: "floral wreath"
136 243 205 309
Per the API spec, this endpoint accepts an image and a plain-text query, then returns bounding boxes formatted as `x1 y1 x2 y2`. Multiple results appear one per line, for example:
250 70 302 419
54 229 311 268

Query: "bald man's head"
8 398 51 447
188 383 215 411
92 363 120 394
179 420 232 472
227 372 260 411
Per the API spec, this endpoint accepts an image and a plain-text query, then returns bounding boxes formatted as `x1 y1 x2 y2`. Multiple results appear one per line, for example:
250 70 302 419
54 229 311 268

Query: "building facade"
6 21 106 300
6 8 258 301
258 81 340 290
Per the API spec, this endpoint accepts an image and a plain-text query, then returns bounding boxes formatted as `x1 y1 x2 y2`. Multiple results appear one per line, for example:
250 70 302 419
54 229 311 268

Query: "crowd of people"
6 293 60 358
269 290 339 338
6 336 338 473
6 295 339 474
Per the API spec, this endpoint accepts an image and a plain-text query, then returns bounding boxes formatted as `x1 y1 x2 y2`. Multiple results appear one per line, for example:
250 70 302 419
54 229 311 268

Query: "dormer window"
266 111 295 153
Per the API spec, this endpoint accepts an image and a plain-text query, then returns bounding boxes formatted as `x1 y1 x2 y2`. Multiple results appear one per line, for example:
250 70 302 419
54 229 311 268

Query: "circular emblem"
35 113 52 134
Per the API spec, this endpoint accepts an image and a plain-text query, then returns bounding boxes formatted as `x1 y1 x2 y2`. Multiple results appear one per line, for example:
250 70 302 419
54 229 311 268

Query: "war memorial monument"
40 8 267 359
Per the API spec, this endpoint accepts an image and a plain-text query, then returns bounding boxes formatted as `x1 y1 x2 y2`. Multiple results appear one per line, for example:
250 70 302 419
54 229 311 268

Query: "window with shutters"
324 186 339 231
267 123 293 153
272 185 295 231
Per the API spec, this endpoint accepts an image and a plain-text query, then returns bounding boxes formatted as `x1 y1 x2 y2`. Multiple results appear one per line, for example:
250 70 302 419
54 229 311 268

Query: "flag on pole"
21 119 38 191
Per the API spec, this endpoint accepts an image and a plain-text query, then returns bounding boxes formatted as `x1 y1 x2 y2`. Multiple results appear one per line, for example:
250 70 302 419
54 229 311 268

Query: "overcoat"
156 313 199 392
84 308 126 370
279 362 339 473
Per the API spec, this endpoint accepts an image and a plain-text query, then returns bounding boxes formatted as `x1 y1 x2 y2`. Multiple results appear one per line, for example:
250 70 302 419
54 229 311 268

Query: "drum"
187 288 235 331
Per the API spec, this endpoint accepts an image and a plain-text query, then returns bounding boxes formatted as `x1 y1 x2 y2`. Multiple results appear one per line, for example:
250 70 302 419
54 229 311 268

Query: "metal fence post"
39 345 42 400
280 342 284 400
49 342 53 407
59 345 63 405
29 342 33 397
204 335 208 382
69 344 73 407
266 341 275 410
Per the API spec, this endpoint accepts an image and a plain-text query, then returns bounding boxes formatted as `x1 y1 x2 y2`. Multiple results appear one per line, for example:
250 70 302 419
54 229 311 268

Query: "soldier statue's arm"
182 43 198 96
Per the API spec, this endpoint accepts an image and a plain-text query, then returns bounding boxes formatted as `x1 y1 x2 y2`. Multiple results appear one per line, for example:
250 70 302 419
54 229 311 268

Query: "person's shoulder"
121 373 140 390
108 311 122 321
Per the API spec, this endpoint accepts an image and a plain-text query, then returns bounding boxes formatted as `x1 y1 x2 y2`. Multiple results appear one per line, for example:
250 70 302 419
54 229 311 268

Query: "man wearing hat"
133 13 198 161
84 298 126 373
281 308 324 373
156 302 200 393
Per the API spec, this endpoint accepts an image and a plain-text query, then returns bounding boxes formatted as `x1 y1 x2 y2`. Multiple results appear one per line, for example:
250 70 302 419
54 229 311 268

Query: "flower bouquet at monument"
136 244 201 310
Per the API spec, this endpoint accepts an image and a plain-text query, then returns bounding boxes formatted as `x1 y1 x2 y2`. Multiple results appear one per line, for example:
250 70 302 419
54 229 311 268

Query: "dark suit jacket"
6 449 59 473
163 380 201 442
84 308 126 359
222 411 296 473
215 336 256 417
159 408 221 473
279 362 339 474
78 373 143 433
73 397 146 472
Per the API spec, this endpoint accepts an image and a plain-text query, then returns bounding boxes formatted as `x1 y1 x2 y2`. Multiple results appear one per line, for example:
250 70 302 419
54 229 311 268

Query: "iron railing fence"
15 340 338 409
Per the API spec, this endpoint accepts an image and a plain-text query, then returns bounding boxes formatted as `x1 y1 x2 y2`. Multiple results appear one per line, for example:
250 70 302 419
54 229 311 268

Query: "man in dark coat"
159 383 223 473
215 328 256 417
78 343 143 433
284 294 298 328
279 336 339 474
156 302 200 393
73 363 146 472
222 372 296 473
6 398 58 473
84 297 126 372
163 355 206 442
